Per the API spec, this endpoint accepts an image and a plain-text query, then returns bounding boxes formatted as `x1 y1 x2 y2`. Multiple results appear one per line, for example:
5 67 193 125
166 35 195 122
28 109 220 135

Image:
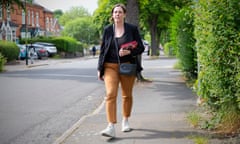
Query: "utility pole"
25 0 28 65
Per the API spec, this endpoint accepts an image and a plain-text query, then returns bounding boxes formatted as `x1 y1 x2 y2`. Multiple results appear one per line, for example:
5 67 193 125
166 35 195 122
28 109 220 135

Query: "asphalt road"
0 58 104 144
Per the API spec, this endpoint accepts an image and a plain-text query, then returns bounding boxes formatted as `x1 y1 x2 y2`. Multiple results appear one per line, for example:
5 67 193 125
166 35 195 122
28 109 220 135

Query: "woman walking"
97 3 144 138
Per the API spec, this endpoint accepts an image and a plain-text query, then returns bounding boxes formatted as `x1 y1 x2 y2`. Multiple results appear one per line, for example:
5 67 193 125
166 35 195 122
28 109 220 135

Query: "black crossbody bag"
113 25 137 76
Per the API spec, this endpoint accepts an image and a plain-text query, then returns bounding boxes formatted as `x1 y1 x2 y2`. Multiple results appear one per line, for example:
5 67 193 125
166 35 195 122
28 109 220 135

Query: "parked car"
17 44 48 60
33 42 57 56
28 44 48 59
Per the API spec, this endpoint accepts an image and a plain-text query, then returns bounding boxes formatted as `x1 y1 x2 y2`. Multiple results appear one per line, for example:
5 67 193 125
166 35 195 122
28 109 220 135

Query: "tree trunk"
125 0 139 27
125 0 151 82
149 16 159 56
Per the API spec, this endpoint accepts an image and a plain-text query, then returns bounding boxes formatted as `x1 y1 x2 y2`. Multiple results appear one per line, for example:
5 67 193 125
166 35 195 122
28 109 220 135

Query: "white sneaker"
121 120 131 132
100 125 115 137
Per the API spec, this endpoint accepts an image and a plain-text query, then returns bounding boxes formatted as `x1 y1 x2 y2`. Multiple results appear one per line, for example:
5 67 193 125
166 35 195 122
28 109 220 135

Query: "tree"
93 0 123 33
170 7 197 79
125 0 139 26
61 17 98 45
59 6 91 26
194 0 240 133
139 0 189 56
0 0 25 9
125 0 151 82
0 0 32 13
53 9 63 19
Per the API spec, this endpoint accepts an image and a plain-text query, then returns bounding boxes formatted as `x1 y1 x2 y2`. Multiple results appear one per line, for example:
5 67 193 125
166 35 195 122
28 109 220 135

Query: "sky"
34 0 98 14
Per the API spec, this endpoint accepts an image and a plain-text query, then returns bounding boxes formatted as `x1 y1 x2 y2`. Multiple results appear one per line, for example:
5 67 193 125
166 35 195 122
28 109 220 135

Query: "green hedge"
20 36 84 54
163 42 174 56
194 0 240 114
170 7 197 79
0 41 19 62
0 53 6 72
52 37 83 53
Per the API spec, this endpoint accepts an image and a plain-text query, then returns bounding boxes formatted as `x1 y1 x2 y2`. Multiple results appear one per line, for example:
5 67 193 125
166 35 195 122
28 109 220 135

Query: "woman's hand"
119 49 131 57
98 71 104 81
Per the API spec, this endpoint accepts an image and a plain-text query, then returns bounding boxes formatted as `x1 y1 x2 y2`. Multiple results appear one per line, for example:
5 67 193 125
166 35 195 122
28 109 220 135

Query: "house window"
36 12 39 27
46 17 49 31
22 10 25 24
0 6 2 19
28 10 30 25
32 11 34 26
7 6 11 20
6 26 12 41
12 29 16 42
50 18 53 31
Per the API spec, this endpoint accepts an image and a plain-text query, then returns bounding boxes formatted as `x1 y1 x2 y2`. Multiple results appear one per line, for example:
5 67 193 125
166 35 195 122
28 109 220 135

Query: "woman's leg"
119 75 135 132
119 75 136 119
104 63 120 123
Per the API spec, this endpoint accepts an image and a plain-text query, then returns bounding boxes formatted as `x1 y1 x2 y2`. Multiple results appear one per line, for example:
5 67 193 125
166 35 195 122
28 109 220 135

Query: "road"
0 58 104 144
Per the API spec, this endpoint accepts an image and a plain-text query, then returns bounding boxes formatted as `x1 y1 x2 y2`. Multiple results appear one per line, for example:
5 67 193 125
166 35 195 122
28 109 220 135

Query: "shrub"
194 0 240 133
163 42 174 56
0 41 19 62
52 37 83 53
0 53 6 72
20 36 84 55
170 7 197 79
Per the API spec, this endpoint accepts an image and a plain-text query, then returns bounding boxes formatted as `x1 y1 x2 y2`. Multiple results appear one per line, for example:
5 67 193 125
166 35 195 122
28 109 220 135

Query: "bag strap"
113 24 121 64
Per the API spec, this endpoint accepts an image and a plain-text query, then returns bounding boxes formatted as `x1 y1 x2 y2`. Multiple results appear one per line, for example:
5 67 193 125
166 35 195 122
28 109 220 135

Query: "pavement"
3 56 94 72
3 56 236 144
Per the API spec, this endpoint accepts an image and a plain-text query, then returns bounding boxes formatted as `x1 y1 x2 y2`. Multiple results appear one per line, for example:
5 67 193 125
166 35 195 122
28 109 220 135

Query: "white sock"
108 123 114 127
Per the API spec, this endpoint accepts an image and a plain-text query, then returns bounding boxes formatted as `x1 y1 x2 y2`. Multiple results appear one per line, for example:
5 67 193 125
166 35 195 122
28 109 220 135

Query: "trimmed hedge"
52 37 83 53
0 41 19 62
170 7 197 79
20 36 84 55
0 53 6 72
194 0 240 128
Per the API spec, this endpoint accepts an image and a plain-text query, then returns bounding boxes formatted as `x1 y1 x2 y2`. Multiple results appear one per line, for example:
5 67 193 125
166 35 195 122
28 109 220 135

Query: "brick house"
0 1 61 43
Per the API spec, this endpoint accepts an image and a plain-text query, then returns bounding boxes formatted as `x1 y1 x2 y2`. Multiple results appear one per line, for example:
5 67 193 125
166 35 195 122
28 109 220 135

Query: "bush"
0 41 19 62
170 7 197 79
194 0 240 133
163 42 174 56
52 37 84 53
0 53 6 72
20 36 84 56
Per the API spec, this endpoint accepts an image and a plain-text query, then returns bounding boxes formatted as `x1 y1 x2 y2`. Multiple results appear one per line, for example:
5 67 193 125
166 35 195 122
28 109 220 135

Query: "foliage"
0 53 6 72
187 111 202 128
53 9 63 19
0 41 19 62
19 36 84 54
216 106 240 134
194 0 240 132
93 0 188 55
139 0 190 56
170 7 197 79
93 0 123 33
189 135 209 144
0 0 31 10
52 37 83 53
61 17 98 45
0 0 32 20
163 42 174 56
59 6 91 26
